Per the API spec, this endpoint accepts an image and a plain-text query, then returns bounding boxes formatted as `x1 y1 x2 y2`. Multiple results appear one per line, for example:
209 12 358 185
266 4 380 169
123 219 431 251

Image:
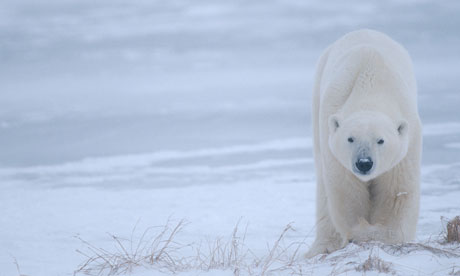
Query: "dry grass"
450 266 460 276
304 240 460 276
382 241 460 258
355 248 394 275
74 217 460 276
446 216 460 243
12 256 29 276
193 220 250 274
74 219 192 275
74 220 308 276
255 223 308 275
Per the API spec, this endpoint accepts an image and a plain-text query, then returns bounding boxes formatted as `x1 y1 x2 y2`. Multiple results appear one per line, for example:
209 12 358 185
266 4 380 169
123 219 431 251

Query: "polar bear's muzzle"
352 146 374 176
355 157 373 174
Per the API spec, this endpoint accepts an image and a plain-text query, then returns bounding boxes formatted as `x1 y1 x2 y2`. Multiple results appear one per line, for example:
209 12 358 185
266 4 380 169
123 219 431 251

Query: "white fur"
306 29 422 257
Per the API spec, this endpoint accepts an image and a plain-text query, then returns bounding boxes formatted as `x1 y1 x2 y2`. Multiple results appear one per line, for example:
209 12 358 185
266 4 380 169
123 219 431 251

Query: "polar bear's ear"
397 120 408 136
329 115 340 133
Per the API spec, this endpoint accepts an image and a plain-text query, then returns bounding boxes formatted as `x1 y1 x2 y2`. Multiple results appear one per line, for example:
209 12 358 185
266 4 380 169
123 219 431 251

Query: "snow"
2 145 460 275
1 0 460 275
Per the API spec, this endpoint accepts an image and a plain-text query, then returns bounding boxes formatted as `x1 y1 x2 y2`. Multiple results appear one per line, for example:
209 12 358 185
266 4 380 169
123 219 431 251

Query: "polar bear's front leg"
353 156 420 243
323 164 371 243
305 173 343 258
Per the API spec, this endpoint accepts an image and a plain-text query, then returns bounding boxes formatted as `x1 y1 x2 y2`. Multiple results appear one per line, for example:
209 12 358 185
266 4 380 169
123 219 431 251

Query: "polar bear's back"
320 29 416 96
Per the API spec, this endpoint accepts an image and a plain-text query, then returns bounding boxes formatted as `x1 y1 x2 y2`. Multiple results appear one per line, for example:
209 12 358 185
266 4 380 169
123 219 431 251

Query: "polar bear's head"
328 111 409 182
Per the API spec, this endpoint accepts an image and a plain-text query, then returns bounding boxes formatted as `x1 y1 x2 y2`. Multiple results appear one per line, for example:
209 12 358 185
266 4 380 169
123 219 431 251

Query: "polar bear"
306 29 422 257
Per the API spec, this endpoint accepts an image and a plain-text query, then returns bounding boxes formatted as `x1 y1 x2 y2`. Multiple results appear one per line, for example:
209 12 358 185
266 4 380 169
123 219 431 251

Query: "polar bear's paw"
351 217 385 243
305 239 343 258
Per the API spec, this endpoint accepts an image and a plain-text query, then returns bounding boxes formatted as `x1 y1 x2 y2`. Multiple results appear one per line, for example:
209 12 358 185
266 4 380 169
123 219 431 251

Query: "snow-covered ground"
1 1 460 275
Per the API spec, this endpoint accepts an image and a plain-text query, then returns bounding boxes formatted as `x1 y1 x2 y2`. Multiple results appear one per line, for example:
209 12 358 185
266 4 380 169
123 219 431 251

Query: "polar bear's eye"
377 139 384 145
348 137 354 143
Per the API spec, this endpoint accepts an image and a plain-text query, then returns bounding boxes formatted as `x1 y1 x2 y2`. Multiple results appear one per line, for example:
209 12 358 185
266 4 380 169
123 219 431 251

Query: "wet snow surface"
1 0 460 275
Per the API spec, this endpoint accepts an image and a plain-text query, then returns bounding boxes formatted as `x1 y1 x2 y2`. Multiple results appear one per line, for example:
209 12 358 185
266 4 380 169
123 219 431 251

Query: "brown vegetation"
74 220 307 276
446 216 460 243
74 218 460 276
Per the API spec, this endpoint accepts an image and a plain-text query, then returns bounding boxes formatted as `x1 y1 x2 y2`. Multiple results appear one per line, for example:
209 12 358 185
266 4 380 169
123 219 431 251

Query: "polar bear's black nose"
356 158 373 173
